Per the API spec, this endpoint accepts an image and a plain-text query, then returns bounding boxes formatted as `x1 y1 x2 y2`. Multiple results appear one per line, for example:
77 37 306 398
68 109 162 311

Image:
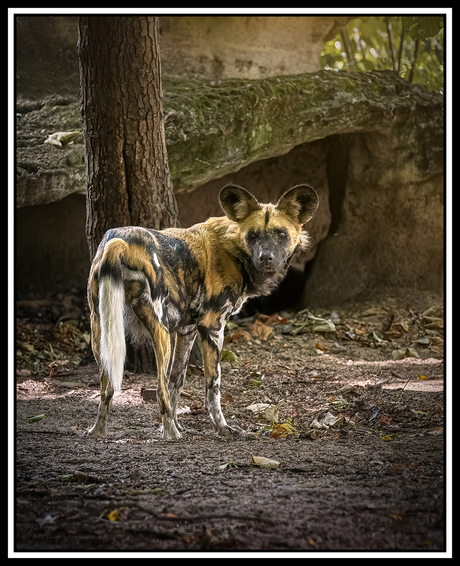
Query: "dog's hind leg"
86 312 115 436
168 325 197 432
87 243 126 436
86 281 116 436
132 299 181 440
87 369 114 436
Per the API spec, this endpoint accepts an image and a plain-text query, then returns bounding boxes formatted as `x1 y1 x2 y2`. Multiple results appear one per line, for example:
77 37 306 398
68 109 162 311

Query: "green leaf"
219 462 238 470
359 57 376 71
221 349 237 362
225 320 239 332
321 15 443 93
401 16 444 40
57 474 75 482
27 413 48 423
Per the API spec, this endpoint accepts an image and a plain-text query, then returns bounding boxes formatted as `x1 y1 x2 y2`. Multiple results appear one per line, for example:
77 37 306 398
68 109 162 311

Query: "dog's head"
219 184 319 281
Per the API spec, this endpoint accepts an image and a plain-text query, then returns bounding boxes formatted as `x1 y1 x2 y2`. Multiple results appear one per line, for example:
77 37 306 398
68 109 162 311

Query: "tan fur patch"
102 238 129 266
121 242 157 286
236 205 302 255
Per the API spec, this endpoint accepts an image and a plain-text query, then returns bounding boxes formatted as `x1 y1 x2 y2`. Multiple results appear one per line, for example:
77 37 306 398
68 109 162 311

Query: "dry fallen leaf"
380 312 395 333
44 131 82 147
251 456 280 469
107 507 131 522
392 347 420 360
271 421 300 438
247 403 279 423
378 414 392 424
17 341 34 353
383 324 405 340
422 316 443 330
251 319 273 341
310 411 353 430
225 328 252 343
258 313 288 326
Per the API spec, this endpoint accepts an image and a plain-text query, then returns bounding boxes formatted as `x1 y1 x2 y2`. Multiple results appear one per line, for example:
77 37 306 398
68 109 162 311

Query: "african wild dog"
87 184 318 439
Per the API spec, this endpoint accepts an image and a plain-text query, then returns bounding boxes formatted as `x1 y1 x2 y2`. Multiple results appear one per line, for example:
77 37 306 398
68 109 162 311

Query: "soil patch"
13 293 447 554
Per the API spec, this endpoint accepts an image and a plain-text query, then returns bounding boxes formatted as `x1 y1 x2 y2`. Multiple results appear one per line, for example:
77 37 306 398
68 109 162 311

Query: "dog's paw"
161 417 182 440
85 424 106 437
175 420 186 433
219 424 245 437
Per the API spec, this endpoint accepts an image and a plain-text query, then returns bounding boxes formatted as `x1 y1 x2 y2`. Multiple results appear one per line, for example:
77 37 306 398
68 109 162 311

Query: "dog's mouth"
242 253 284 276
255 265 278 274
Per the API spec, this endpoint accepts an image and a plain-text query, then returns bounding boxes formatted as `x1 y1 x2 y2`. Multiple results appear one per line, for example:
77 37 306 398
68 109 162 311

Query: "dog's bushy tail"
98 238 129 392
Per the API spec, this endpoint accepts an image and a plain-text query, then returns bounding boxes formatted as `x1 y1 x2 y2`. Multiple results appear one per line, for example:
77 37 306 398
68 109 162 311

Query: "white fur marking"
99 278 126 392
153 297 164 322
152 252 161 267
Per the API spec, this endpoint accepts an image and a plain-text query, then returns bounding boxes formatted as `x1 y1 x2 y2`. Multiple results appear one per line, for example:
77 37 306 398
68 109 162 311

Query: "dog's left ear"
277 184 319 225
219 185 261 222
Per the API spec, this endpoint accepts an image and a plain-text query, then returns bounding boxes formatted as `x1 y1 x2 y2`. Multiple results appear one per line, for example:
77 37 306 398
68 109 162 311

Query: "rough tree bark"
77 16 178 259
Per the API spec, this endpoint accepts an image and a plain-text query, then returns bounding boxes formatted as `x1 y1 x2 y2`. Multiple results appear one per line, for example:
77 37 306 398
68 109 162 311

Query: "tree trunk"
77 16 178 259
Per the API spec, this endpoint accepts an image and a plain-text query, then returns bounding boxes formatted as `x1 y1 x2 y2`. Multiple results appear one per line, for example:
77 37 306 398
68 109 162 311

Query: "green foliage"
401 16 444 40
320 16 444 93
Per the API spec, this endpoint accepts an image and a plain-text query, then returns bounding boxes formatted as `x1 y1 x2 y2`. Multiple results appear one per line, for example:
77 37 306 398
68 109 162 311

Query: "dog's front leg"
199 324 244 437
151 323 182 440
168 325 197 432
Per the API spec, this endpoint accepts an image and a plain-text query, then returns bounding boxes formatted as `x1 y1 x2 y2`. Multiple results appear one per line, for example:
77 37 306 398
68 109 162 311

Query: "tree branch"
385 17 396 71
396 27 405 73
408 37 420 83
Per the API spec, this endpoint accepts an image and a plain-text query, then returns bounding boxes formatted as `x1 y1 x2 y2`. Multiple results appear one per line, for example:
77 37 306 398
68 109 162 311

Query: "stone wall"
159 16 349 79
301 132 444 306
16 15 349 99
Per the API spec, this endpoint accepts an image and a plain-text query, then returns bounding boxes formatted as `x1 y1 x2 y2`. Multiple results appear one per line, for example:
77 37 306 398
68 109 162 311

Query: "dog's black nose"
258 250 274 267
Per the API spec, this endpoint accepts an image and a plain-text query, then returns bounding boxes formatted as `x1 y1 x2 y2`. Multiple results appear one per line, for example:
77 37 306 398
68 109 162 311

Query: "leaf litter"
15 292 445 551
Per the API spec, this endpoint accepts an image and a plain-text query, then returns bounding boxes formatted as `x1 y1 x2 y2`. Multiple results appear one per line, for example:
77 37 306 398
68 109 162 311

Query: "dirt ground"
13 291 448 556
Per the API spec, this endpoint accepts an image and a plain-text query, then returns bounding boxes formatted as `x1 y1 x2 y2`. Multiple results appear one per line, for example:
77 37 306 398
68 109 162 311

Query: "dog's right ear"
277 184 319 225
219 185 261 222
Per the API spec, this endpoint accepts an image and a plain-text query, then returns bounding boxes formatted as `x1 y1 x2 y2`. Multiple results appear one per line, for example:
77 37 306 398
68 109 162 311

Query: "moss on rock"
16 71 443 206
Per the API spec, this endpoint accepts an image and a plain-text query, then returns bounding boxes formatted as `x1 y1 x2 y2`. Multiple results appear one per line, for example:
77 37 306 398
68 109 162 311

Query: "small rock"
17 368 31 377
141 387 157 402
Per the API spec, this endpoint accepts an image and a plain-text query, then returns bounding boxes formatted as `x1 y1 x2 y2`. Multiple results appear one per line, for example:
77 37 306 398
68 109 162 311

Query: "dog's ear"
277 184 319 225
219 185 261 222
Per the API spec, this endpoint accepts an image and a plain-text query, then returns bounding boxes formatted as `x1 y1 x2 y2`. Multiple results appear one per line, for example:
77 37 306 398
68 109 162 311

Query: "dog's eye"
275 229 288 238
247 231 257 240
